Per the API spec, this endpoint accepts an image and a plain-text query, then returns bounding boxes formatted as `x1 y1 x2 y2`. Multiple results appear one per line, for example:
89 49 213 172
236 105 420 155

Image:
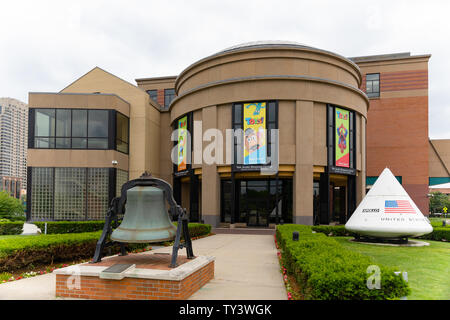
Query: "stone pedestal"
54 253 215 300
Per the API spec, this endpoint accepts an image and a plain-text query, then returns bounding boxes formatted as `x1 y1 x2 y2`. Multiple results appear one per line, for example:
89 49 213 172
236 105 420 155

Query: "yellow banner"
243 102 266 165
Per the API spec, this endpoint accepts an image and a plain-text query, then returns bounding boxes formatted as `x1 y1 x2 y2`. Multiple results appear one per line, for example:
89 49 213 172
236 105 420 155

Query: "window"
72 110 87 148
30 167 115 220
33 109 110 149
35 109 55 148
366 73 380 98
147 90 158 103
54 168 86 220
116 112 129 154
87 110 108 149
164 89 175 109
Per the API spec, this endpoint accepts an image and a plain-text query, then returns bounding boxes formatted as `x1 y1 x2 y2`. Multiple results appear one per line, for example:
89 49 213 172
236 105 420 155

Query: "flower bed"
0 246 153 284
276 224 410 300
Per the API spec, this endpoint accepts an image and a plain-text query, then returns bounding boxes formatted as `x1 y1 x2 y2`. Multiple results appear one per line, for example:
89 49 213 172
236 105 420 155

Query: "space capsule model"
345 168 433 238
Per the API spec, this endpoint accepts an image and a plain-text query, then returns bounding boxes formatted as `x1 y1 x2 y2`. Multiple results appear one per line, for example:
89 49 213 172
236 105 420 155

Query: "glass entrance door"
220 178 293 226
240 180 269 227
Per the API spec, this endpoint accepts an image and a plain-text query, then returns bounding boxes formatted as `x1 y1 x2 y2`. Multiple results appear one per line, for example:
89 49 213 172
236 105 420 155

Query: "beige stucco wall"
28 92 130 117
176 48 361 95
60 67 161 179
27 149 129 171
171 44 369 226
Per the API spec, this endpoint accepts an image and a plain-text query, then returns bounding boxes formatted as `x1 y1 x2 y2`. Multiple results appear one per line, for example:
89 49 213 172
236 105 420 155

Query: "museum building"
27 41 436 227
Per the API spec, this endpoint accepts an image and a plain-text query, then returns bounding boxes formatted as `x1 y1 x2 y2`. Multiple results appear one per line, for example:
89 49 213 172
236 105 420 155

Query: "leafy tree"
429 191 450 214
0 191 25 221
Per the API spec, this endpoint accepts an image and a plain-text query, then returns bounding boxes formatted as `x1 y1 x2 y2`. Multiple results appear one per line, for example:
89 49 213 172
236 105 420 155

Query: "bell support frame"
91 172 195 267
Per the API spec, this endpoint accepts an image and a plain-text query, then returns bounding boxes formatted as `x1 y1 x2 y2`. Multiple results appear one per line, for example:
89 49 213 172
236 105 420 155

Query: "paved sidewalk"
0 233 287 300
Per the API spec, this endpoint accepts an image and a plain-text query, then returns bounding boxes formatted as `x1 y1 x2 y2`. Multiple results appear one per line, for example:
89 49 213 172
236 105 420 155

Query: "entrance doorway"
316 173 354 225
331 185 346 224
241 180 269 227
220 178 293 227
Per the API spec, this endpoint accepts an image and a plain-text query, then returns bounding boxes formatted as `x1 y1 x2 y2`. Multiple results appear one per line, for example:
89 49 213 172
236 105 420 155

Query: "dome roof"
217 40 315 54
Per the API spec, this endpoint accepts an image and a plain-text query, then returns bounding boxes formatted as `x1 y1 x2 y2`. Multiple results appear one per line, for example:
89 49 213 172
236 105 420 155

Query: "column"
293 100 314 225
201 106 221 227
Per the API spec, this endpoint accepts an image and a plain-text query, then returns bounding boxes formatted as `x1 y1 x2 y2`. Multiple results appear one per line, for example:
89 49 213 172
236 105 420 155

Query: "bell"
110 186 177 243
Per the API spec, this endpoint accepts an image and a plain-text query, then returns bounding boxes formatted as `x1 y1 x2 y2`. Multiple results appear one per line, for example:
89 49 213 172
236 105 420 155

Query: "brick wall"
365 90 429 214
55 261 214 300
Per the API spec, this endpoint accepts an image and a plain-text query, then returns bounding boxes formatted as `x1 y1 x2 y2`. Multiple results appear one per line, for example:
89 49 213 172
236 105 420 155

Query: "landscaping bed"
276 224 410 300
0 223 212 275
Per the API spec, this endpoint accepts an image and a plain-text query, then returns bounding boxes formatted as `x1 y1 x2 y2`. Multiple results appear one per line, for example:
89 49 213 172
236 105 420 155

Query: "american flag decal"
384 200 416 214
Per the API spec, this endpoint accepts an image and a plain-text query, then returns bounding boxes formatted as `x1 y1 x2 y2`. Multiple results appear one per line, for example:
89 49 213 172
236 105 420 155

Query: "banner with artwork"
177 115 188 171
243 102 266 165
335 107 350 167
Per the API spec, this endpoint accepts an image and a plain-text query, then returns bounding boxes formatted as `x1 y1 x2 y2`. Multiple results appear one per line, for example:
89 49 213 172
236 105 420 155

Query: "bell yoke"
92 171 195 267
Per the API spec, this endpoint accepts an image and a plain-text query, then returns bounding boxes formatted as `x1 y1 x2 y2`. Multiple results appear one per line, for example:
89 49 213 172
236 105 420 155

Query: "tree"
0 191 25 221
429 191 450 214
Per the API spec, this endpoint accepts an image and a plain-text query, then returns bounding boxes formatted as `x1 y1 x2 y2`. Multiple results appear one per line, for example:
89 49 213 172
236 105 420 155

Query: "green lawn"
0 234 40 240
429 217 449 227
335 237 450 300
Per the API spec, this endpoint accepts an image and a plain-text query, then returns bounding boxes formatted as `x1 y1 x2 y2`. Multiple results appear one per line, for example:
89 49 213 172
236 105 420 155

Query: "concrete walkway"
0 233 287 300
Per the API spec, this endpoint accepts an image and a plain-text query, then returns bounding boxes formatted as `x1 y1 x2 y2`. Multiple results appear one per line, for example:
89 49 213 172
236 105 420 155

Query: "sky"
0 0 449 139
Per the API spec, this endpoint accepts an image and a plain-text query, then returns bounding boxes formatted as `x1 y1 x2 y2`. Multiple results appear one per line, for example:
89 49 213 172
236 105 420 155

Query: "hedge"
0 222 24 235
311 225 357 237
33 221 106 234
0 231 104 272
276 224 410 300
312 224 449 242
417 227 450 242
0 223 212 272
32 221 212 237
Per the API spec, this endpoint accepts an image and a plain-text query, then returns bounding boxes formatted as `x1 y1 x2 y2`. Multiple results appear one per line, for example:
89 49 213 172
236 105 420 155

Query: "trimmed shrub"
418 227 450 242
0 222 24 235
311 225 358 237
276 224 410 300
176 222 212 238
32 221 212 237
33 221 106 234
0 231 150 272
312 223 449 242
33 220 212 237
0 222 212 272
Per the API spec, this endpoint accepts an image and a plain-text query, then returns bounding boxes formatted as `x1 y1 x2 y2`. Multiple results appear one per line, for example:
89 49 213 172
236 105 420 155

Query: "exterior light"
112 160 118 166
293 231 299 241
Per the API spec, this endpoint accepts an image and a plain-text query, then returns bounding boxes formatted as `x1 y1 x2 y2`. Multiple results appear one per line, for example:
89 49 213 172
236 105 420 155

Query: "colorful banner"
335 107 350 168
177 116 188 171
243 102 266 165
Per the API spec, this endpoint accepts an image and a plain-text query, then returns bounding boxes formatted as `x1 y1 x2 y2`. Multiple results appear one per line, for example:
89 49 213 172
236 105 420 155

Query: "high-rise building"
0 98 28 198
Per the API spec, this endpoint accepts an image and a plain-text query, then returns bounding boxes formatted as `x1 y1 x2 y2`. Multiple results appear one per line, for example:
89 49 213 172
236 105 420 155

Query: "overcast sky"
1 0 449 138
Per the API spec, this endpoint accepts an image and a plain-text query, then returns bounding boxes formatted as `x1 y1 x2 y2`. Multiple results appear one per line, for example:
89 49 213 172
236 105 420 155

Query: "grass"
335 237 450 300
0 234 39 240
429 217 450 228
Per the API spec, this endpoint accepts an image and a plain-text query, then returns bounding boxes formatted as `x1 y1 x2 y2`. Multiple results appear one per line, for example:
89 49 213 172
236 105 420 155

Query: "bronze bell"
110 186 177 243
